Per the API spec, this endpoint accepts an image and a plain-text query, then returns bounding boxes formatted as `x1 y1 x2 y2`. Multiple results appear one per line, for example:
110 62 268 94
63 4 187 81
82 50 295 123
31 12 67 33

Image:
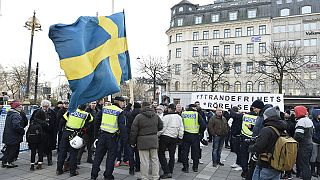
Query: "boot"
63 161 70 172
36 163 42 170
317 162 320 176
47 155 53 166
311 162 318 177
30 164 35 171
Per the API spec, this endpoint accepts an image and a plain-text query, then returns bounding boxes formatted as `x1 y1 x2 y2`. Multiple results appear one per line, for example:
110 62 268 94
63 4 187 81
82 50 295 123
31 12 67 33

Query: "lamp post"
24 11 41 103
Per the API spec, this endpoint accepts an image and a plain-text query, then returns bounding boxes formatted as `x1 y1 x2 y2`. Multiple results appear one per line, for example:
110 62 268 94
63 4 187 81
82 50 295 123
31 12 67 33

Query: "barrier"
0 114 29 151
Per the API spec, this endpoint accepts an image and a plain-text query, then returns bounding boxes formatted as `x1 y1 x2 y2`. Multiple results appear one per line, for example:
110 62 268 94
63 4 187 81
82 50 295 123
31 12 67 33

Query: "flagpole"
0 0 2 16
112 0 114 14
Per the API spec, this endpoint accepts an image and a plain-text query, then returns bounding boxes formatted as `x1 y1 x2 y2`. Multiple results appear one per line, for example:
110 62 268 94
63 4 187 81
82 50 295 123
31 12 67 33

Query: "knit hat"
231 106 239 112
10 101 22 109
156 105 164 112
251 100 264 109
294 106 308 119
263 106 281 120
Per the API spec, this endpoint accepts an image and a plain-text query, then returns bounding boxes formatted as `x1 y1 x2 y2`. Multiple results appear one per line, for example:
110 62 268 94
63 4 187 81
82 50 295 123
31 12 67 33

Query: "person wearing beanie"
250 106 287 180
310 109 320 177
156 105 165 119
2 101 24 168
294 105 313 179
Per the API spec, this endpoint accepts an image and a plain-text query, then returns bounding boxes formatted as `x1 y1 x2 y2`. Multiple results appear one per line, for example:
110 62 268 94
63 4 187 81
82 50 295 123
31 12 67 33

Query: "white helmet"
69 135 84 149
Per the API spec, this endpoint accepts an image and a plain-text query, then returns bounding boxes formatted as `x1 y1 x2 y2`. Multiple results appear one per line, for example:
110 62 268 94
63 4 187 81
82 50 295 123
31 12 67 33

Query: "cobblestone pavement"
0 143 315 180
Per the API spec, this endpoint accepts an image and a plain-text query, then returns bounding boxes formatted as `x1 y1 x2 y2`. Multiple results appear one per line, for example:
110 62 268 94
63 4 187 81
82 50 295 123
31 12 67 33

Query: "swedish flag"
49 12 131 112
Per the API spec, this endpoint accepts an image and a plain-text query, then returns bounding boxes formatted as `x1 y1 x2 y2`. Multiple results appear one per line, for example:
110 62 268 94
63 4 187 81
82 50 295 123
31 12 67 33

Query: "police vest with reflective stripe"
101 105 123 133
241 114 258 138
182 111 199 134
65 109 88 130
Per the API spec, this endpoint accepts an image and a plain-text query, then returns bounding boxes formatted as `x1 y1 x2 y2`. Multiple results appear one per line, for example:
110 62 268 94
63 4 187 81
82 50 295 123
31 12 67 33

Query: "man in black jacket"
249 106 286 179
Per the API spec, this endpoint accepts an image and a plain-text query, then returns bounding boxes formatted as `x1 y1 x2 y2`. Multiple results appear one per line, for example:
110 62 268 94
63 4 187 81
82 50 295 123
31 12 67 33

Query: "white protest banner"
191 92 284 112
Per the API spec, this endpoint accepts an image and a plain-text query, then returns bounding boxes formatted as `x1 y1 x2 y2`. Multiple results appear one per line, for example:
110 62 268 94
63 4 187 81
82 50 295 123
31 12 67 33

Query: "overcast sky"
0 0 213 87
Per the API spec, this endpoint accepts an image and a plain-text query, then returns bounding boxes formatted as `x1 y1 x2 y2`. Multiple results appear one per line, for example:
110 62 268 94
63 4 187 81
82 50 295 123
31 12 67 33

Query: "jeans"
310 142 320 163
116 137 129 162
252 165 280 180
158 135 177 174
296 144 312 180
212 135 225 163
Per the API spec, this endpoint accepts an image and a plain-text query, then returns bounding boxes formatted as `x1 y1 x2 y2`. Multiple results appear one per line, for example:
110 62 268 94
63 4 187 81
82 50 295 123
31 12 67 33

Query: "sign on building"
191 92 284 112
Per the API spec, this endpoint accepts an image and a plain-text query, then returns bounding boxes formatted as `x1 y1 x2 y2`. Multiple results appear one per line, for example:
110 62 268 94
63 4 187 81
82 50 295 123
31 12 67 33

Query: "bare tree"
188 53 234 92
251 43 311 93
138 56 167 101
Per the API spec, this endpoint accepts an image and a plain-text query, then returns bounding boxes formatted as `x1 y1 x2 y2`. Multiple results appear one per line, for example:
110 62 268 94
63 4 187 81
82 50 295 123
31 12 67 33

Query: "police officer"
181 104 206 173
56 104 93 177
90 96 126 180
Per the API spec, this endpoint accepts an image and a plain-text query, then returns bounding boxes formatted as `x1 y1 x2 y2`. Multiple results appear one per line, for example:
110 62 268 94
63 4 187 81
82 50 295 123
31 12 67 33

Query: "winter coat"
2 109 25 145
29 117 50 144
57 107 68 132
158 112 184 139
208 114 229 137
294 116 313 146
85 107 99 137
252 104 273 137
250 116 287 168
312 109 320 144
230 110 243 136
129 107 163 150
285 114 296 137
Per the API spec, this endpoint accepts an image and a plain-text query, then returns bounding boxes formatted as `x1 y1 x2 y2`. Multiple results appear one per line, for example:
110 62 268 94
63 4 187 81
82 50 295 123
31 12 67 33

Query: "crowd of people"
1 97 320 180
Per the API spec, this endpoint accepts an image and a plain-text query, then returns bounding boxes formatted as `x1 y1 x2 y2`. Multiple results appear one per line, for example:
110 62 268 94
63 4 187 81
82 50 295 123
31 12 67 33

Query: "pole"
129 79 134 104
34 62 39 104
0 0 2 16
112 0 114 14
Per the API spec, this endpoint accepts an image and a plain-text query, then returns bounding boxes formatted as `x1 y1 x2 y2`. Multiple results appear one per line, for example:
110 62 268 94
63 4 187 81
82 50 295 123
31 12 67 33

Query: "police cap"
114 96 125 102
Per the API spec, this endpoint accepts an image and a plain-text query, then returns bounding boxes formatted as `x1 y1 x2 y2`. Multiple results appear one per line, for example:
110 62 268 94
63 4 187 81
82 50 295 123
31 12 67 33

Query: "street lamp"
24 11 41 104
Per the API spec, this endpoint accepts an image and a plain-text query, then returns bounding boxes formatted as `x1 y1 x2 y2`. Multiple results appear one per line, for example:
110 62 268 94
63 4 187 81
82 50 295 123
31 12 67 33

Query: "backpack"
26 121 43 143
260 126 298 171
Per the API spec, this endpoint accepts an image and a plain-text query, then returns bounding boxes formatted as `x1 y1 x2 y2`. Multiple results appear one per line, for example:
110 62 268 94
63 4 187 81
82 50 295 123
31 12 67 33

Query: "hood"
260 104 273 116
141 107 156 118
312 109 320 120
230 110 243 119
264 116 287 131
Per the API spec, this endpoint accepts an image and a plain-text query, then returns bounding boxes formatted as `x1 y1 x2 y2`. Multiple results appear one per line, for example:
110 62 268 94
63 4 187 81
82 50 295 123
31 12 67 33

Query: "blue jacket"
252 104 273 137
312 109 320 144
2 109 25 145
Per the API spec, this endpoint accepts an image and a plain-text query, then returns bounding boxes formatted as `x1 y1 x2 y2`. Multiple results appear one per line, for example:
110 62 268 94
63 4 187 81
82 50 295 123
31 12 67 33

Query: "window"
258 81 265 92
276 0 282 5
259 43 266 53
259 61 266 72
304 55 317 63
311 72 317 80
175 81 180 91
247 27 254 36
273 26 286 33
178 7 183 12
176 33 182 42
235 28 242 37
286 0 292 3
302 6 311 14
247 43 254 54
172 9 176 15
192 81 198 91
235 44 242 55
175 64 181 75
248 9 257 18
274 41 286 47
169 36 172 44
224 29 231 38
203 63 208 69
304 23 317 31
168 50 171 60
234 62 241 74
192 64 198 74
203 31 209 40
211 14 219 22
224 63 230 74
224 45 230 56
223 81 230 92
259 25 266 35
213 30 220 39
213 46 219 56
171 21 174 27
189 7 193 11
192 47 199 57
201 82 207 91
288 24 301 32
280 8 290 16
195 16 202 25
177 18 183 26
176 48 181 58
288 39 301 46
246 81 253 92
234 81 241 92
193 32 199 40
229 12 238 20
203 46 209 56
213 63 219 73
246 62 253 74
304 39 317 46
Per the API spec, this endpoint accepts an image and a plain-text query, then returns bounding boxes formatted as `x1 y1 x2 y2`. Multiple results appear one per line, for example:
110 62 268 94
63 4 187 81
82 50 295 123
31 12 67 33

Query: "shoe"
114 161 121 167
212 162 217 167
135 167 140 172
90 178 97 180
1 162 7 168
177 159 183 163
123 161 129 166
218 162 224 166
199 159 204 164
225 145 231 149
182 167 189 173
70 171 79 177
129 169 135 175
87 158 93 164
56 170 63 175
190 160 193 164
104 175 115 180
312 171 318 177
230 163 239 168
160 173 172 179
287 174 293 180
193 167 198 172
63 161 70 172
6 163 18 168
30 164 35 171
234 167 242 171
241 172 247 178
47 156 53 166
36 163 42 170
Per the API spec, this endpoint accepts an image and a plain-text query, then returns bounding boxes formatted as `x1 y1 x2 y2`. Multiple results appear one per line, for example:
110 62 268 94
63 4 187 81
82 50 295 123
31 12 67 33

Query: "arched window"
175 81 180 91
223 81 230 92
201 82 207 91
280 8 290 16
302 6 311 14
192 81 197 91
234 81 241 92
178 7 184 12
246 81 253 92
258 81 266 92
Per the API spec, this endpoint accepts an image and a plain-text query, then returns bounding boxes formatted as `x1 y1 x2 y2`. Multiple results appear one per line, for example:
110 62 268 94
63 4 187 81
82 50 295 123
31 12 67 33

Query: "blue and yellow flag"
49 12 131 112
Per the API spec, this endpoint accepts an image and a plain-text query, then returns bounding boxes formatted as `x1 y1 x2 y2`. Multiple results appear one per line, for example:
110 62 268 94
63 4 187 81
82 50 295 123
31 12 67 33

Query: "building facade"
166 0 320 106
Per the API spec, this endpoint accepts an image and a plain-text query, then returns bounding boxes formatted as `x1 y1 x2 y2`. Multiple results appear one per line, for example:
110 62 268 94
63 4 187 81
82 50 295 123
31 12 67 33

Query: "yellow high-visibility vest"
64 109 89 130
100 105 122 133
182 111 199 134
241 114 258 138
